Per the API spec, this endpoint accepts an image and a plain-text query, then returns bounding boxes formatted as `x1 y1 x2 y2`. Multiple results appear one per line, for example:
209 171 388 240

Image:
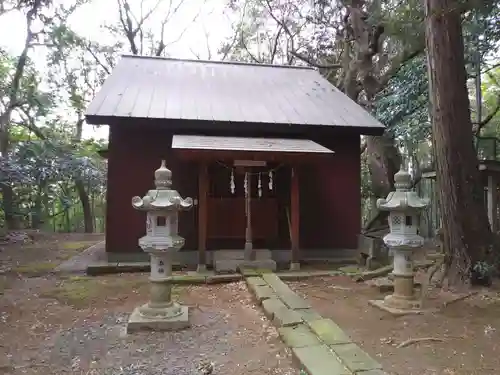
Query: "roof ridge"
120 54 316 70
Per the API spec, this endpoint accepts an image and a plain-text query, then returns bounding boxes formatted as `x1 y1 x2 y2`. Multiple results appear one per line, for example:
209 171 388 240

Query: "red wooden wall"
105 125 361 255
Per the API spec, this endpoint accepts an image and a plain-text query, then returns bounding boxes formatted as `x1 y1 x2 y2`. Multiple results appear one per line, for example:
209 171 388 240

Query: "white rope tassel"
244 172 248 196
258 173 262 198
230 169 235 194
268 170 273 191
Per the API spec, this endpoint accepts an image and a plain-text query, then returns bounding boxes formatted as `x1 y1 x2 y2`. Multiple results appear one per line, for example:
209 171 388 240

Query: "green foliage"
479 67 500 137
374 56 430 141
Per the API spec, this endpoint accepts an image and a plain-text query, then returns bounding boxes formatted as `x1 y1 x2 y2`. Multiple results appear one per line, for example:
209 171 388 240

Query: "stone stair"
213 249 276 273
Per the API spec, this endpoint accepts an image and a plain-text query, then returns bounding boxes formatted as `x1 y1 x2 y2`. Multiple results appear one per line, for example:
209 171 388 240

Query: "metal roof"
171 135 334 153
85 55 385 131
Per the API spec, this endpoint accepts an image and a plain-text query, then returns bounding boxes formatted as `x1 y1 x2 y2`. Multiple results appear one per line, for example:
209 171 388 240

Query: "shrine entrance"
206 161 288 253
172 134 333 270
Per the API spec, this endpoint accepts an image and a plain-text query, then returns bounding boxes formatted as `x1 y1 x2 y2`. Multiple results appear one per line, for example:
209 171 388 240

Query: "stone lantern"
369 168 429 313
127 160 193 332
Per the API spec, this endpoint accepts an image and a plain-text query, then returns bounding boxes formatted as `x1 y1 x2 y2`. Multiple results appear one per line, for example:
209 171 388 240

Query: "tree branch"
268 24 284 64
158 1 204 55
117 0 138 55
83 43 112 75
290 50 343 69
474 72 500 134
360 140 367 154
0 0 42 133
240 33 262 63
378 45 425 88
481 62 500 75
220 5 247 61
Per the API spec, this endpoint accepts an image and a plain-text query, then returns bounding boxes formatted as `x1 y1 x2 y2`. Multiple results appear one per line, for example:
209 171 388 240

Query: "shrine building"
85 55 385 268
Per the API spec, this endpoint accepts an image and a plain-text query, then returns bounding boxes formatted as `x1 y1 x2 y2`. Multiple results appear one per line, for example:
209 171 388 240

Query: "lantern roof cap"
131 160 193 211
394 168 411 190
376 168 429 211
155 160 172 189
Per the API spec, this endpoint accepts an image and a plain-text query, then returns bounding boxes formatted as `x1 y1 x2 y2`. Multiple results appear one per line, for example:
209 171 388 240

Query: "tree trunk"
363 135 402 232
424 0 494 285
0 129 18 230
31 188 43 229
75 178 94 233
72 118 93 233
342 2 402 231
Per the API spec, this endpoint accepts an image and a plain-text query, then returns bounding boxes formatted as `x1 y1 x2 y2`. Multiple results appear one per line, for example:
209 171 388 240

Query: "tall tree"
424 0 495 285
0 0 47 228
47 25 111 233
0 0 85 229
223 0 432 229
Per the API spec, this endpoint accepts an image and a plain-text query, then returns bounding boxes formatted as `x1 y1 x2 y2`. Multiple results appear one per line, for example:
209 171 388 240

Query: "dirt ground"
0 232 104 275
288 274 500 375
0 233 298 375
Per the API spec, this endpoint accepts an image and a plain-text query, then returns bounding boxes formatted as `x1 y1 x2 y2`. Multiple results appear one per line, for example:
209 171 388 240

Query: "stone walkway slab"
330 343 382 373
292 345 351 375
206 274 243 284
295 308 322 323
262 273 311 309
252 284 276 304
355 370 388 375
273 306 303 327
308 319 352 345
246 276 268 288
244 272 387 375
170 274 208 284
262 298 288 319
278 324 322 348
55 241 105 274
277 270 345 281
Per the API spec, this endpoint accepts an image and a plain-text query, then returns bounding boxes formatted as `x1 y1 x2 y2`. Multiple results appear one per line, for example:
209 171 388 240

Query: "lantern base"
289 262 300 271
127 303 190 333
383 293 422 309
368 299 425 316
368 296 425 316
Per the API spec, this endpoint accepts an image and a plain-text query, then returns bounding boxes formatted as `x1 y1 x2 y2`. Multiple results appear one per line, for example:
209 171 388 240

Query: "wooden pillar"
487 174 498 232
197 162 208 272
290 166 300 270
244 171 254 261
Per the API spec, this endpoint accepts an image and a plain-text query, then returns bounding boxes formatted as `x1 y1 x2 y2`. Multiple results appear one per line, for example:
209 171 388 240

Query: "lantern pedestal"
370 239 425 315
368 168 429 316
196 264 208 273
289 262 300 271
127 160 193 333
127 246 190 333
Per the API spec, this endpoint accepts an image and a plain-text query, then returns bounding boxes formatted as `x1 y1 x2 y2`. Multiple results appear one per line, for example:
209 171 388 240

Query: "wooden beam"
175 149 332 163
291 166 300 265
198 162 209 269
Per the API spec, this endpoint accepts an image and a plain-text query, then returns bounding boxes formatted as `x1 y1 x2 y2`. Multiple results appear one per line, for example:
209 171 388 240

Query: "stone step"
214 259 277 273
213 249 273 262
213 249 276 273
